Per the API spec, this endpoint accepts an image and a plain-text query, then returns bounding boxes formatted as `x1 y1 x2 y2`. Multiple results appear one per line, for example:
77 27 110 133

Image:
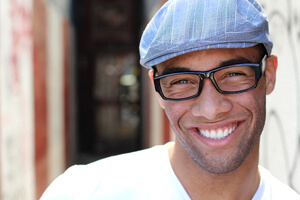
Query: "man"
41 0 300 199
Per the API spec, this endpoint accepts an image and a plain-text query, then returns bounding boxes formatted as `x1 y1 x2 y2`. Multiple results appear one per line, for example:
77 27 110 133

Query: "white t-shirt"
41 143 300 200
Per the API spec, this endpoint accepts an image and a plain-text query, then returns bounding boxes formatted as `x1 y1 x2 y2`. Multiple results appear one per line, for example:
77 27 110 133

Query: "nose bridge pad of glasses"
198 71 219 93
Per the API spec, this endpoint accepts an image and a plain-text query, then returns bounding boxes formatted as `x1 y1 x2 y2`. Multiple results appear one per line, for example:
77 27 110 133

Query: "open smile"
196 123 238 140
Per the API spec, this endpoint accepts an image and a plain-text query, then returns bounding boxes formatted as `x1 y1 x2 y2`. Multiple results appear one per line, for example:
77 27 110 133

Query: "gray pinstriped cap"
139 0 273 68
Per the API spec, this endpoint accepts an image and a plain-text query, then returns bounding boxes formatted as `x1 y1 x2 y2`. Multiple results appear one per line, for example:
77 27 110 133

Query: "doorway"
72 0 143 163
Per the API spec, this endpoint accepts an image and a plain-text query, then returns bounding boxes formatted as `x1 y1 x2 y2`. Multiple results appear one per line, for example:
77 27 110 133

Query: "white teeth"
205 130 210 138
198 125 237 140
224 129 229 137
211 130 217 138
217 130 223 138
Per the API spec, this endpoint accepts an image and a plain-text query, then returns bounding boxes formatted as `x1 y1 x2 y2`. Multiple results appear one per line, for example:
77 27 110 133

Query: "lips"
196 123 238 140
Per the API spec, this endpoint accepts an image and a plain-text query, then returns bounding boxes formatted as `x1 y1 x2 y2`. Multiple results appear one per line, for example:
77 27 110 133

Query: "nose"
191 79 232 120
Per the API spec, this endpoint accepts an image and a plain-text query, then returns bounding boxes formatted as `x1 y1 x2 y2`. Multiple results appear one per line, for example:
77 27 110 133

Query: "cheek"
243 76 266 113
164 102 188 128
242 89 266 132
254 94 266 130
253 81 267 118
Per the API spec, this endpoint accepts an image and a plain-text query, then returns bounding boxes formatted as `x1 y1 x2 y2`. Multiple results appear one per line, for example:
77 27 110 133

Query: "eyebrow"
160 57 254 75
219 57 254 67
161 67 190 75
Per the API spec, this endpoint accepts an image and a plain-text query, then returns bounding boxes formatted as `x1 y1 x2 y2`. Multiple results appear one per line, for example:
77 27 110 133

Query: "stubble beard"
174 110 265 174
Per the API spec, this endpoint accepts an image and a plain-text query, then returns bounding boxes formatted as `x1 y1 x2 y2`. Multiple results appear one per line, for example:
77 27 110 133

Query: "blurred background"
0 0 299 199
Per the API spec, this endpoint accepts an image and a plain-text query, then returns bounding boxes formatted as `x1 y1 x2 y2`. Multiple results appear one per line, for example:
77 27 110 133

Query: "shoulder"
255 166 300 200
40 144 171 199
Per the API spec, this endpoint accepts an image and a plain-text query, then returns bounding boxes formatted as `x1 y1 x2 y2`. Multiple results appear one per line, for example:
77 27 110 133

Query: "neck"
169 141 260 200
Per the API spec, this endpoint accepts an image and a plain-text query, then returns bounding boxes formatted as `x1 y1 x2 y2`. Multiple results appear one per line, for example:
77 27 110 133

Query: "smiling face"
152 46 277 174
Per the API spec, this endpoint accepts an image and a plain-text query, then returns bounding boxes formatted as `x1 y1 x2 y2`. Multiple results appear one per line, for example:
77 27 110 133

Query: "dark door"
72 0 143 163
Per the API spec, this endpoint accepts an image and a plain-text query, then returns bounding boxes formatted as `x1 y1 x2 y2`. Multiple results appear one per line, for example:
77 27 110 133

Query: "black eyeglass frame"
153 56 266 101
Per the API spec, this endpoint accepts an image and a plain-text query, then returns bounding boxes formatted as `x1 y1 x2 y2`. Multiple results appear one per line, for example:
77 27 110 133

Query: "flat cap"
139 0 273 68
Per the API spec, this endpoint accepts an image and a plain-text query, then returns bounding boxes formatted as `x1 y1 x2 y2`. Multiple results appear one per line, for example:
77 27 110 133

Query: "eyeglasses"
153 56 266 101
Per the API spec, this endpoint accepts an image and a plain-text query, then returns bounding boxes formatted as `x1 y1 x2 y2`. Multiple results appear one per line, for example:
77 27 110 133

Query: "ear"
148 69 166 109
264 55 278 95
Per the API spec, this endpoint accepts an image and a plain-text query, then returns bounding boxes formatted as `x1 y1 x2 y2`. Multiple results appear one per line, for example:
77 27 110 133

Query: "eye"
226 72 246 77
160 74 199 88
172 79 190 85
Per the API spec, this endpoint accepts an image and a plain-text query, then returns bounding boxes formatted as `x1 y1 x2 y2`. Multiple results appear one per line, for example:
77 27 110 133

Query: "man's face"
153 46 277 174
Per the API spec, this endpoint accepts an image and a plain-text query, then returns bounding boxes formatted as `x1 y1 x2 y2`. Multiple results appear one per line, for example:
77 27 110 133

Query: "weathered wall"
0 0 71 199
0 0 35 199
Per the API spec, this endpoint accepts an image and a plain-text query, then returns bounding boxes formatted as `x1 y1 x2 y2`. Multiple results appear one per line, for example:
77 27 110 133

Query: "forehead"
156 46 262 72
